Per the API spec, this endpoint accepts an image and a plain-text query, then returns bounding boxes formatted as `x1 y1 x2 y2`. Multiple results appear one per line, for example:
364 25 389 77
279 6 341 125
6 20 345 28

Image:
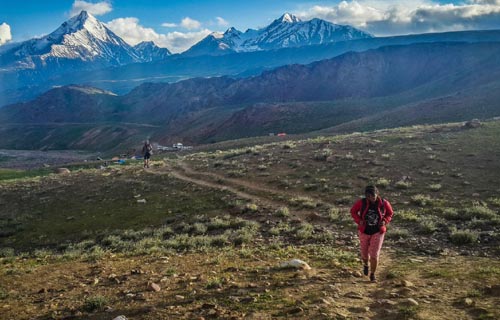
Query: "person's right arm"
350 200 363 225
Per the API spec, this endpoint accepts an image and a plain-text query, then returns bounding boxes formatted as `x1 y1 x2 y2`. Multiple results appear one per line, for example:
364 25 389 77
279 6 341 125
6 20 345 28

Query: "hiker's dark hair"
365 185 378 196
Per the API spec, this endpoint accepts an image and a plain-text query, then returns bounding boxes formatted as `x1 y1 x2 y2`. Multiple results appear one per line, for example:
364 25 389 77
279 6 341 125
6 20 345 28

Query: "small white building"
173 143 184 149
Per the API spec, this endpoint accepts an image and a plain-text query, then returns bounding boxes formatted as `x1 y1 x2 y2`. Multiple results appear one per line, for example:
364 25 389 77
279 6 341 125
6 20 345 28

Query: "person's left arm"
382 200 394 225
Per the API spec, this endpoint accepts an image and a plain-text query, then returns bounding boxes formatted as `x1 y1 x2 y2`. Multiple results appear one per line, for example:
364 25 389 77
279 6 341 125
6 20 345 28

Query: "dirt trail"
150 160 397 316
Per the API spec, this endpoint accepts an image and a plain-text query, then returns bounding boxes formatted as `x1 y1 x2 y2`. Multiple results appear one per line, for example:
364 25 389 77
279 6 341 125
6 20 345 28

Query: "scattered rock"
279 259 312 270
402 280 414 287
377 299 398 306
175 295 185 300
464 119 481 129
131 269 145 274
148 282 161 292
137 199 147 204
55 168 70 174
405 298 419 306
345 291 363 299
352 271 363 278
240 296 257 303
113 316 128 320
463 298 475 307
485 284 500 296
287 307 304 314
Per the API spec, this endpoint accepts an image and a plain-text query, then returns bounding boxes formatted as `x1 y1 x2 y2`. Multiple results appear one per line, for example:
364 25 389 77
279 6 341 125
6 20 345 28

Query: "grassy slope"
0 120 499 319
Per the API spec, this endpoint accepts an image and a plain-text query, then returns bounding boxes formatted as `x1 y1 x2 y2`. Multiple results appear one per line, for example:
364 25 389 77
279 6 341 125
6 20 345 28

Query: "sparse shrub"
463 204 497 220
0 288 8 300
314 149 332 161
0 247 15 258
381 153 391 159
398 305 420 320
385 270 404 280
276 206 290 217
290 196 317 209
398 209 419 222
189 223 206 235
417 219 438 235
443 208 459 220
411 194 432 206
304 183 319 191
386 228 409 240
209 234 230 247
269 222 292 236
328 207 341 222
282 143 296 149
345 153 354 160
376 178 390 188
206 277 224 289
428 184 442 191
488 197 500 206
395 180 411 189
231 226 257 245
244 203 259 213
227 170 245 178
83 295 108 312
207 217 231 230
83 245 107 262
213 161 225 168
257 165 267 171
450 229 479 245
295 223 315 240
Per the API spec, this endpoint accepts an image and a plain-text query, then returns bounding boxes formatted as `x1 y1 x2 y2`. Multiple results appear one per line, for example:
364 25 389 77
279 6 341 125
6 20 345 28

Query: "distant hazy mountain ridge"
1 41 499 150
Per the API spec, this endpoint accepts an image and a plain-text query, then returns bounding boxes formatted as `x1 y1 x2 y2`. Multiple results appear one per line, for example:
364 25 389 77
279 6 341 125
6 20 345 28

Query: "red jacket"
350 197 394 234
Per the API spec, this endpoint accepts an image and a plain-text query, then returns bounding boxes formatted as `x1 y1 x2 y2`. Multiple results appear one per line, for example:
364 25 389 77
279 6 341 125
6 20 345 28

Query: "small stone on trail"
279 259 312 270
405 298 419 306
175 295 185 300
352 271 363 278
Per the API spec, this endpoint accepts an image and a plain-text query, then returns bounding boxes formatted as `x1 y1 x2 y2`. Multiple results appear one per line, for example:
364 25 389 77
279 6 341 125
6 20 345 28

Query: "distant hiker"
350 185 394 282
142 140 153 168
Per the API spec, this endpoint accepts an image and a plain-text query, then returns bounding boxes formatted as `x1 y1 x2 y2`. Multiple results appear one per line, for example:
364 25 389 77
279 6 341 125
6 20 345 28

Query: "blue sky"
1 0 500 52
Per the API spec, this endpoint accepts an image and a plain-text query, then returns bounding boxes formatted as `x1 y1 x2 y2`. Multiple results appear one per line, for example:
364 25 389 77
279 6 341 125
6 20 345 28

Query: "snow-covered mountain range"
0 11 169 71
184 13 373 56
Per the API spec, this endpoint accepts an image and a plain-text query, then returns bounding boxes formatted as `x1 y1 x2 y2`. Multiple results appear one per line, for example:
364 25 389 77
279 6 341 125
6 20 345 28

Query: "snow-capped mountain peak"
279 13 301 23
184 13 372 56
0 10 174 70
133 41 171 62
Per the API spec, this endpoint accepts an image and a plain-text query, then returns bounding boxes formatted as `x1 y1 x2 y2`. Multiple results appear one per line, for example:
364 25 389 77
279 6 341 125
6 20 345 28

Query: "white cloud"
298 0 500 36
161 22 178 28
70 1 112 17
216 17 229 27
181 17 201 30
106 17 211 53
0 22 12 45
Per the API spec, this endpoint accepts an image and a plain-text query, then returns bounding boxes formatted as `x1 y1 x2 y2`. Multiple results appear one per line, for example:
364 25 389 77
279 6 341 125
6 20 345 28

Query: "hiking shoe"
363 265 369 276
370 273 376 282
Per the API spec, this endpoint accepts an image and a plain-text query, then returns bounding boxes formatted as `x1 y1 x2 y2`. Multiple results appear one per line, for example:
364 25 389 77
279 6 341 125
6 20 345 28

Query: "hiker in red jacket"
350 185 394 282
